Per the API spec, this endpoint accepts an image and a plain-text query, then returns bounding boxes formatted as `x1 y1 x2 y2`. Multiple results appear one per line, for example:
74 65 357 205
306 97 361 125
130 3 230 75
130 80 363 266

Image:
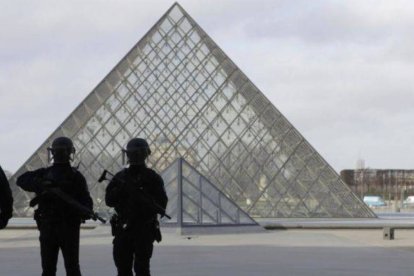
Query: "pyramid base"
162 224 264 235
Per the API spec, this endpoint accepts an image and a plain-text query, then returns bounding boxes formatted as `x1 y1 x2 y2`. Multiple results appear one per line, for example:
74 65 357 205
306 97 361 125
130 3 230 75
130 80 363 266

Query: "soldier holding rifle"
0 165 13 229
16 136 93 276
105 138 168 276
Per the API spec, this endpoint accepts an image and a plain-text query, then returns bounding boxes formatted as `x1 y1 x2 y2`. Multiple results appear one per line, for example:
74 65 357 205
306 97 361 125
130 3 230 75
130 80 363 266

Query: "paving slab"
1 226 414 275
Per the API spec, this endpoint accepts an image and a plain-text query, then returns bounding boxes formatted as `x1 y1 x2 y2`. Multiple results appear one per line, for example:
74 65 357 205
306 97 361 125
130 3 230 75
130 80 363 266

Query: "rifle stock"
30 182 106 224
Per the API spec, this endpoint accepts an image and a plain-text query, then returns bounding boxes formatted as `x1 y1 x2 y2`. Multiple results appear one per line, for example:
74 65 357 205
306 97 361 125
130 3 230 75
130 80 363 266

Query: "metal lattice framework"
10 3 375 218
160 158 258 226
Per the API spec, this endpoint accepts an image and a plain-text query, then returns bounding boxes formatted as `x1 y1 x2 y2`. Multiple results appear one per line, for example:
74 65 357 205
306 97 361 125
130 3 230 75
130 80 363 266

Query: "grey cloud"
1 0 413 173
242 0 414 45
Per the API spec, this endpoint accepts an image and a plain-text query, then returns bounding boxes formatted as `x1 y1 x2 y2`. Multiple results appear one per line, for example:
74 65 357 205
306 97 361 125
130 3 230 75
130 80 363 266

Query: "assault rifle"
30 180 106 224
98 170 171 219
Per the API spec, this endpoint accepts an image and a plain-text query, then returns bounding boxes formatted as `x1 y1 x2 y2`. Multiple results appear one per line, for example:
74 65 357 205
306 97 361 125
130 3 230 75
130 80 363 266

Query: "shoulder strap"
44 166 53 179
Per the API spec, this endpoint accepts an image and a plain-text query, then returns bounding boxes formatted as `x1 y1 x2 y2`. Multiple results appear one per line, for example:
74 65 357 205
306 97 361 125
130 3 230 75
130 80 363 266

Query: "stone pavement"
1 225 414 275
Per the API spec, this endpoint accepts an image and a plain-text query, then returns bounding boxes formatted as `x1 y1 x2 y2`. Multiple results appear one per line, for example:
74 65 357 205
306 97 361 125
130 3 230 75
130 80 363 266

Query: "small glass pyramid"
160 158 258 227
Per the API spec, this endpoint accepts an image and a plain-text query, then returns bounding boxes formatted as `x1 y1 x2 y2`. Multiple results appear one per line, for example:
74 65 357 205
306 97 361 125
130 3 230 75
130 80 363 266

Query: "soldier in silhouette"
106 138 168 276
17 137 93 276
0 165 13 229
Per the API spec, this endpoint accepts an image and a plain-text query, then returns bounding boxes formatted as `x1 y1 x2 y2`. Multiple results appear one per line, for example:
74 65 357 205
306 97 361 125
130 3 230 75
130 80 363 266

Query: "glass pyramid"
10 3 375 218
160 158 258 227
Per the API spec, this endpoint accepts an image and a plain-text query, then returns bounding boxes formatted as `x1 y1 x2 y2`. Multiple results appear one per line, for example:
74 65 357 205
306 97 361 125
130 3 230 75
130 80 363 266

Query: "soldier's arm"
76 172 93 211
16 168 46 193
152 173 168 210
0 166 13 220
105 172 124 207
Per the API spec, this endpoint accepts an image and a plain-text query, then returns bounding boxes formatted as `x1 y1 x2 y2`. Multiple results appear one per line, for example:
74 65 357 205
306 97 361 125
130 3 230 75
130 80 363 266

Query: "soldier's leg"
113 232 134 276
60 222 81 276
39 223 60 276
133 236 154 276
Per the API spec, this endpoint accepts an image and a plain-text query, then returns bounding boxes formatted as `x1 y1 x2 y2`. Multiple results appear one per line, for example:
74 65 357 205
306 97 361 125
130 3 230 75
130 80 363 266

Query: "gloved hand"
80 212 92 221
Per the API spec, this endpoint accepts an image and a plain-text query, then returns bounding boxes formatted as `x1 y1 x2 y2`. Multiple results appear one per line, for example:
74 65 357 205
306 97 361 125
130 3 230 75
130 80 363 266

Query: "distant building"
341 169 414 200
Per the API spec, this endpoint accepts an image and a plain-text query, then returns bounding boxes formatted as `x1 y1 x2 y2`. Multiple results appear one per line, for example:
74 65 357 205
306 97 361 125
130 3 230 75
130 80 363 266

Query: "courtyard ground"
1 224 414 276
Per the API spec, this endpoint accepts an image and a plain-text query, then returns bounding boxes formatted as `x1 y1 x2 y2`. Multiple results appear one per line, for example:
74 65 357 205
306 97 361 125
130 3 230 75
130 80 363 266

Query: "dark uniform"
0 165 13 229
105 138 168 276
16 137 93 276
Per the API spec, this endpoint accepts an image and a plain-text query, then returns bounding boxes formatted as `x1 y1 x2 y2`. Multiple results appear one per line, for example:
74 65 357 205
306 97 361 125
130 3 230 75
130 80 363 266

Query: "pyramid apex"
169 2 185 11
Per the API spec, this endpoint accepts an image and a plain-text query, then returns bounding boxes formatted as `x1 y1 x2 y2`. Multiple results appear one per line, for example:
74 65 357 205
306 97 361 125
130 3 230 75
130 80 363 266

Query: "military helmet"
51 137 75 153
124 138 151 155
122 138 151 165
48 136 75 163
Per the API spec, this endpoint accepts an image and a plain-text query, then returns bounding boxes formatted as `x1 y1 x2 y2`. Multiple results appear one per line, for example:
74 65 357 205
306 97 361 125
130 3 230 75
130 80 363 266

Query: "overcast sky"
1 0 413 173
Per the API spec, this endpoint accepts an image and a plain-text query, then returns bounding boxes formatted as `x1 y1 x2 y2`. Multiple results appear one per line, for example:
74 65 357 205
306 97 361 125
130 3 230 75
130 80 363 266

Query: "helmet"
122 138 151 165
125 138 151 154
48 136 75 164
51 137 75 151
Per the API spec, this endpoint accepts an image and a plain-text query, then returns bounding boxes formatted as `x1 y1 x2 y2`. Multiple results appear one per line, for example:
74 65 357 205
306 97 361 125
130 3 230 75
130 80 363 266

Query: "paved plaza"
1 224 414 276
